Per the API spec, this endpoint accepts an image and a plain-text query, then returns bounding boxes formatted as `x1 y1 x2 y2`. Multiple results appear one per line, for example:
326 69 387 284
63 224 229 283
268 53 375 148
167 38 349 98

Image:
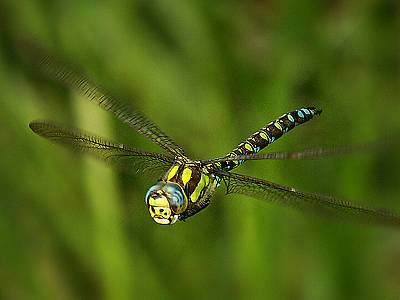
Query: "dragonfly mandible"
27 46 400 226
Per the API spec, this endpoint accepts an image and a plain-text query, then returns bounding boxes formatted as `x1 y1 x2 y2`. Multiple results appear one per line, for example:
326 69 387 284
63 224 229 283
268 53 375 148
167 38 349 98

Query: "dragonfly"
28 49 400 226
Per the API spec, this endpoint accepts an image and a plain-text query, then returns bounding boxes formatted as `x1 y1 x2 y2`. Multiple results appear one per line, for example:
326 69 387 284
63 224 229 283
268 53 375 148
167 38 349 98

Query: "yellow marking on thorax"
167 165 179 181
204 174 210 187
182 168 193 185
190 173 209 202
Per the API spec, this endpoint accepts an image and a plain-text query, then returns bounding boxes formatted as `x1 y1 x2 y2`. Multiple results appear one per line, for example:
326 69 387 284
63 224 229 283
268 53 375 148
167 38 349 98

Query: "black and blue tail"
220 107 322 171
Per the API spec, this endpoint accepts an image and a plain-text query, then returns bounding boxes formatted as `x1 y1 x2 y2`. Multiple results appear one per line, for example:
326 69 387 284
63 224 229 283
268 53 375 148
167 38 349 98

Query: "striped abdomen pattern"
220 107 322 171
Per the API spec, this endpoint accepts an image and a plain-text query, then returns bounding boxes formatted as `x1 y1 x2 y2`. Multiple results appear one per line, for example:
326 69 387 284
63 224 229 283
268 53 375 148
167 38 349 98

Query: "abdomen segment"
220 107 322 171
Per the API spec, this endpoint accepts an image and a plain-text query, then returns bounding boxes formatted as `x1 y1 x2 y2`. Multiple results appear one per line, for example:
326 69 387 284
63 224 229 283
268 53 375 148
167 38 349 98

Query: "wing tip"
29 120 56 135
29 120 40 133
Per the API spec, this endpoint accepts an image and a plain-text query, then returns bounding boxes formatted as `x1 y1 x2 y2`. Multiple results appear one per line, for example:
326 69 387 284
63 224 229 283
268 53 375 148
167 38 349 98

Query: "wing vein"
29 120 174 180
218 171 400 227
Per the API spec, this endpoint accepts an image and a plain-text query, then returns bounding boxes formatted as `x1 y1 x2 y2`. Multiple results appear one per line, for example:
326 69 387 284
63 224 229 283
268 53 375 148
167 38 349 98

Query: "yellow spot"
274 122 282 131
259 131 268 140
244 143 253 151
149 196 169 207
167 165 179 181
182 168 192 185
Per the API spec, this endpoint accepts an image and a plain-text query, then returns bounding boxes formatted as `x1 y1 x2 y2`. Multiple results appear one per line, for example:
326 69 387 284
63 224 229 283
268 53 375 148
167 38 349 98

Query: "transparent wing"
30 121 174 179
217 171 400 228
23 41 185 156
202 143 374 164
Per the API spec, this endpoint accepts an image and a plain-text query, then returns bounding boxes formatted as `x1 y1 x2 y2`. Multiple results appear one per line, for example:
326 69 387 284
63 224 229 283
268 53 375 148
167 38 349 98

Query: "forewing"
30 121 174 179
22 41 185 156
217 171 400 228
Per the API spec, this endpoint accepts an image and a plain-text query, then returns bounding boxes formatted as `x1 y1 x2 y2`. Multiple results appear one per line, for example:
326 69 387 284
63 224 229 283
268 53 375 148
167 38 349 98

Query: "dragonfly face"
145 181 188 224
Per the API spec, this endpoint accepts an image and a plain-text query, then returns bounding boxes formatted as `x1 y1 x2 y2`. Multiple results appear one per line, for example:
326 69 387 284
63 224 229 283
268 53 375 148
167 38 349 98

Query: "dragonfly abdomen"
221 107 322 171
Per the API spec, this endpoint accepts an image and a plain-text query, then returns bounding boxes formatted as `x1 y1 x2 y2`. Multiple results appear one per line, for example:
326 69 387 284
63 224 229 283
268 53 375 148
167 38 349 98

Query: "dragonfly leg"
178 199 211 221
179 177 218 221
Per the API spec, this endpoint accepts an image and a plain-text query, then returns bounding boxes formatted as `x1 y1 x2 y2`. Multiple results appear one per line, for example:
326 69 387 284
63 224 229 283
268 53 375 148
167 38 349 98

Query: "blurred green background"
1 1 400 299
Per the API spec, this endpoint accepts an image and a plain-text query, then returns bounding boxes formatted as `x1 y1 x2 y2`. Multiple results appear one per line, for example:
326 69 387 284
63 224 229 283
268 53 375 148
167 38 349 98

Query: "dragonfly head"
145 181 188 225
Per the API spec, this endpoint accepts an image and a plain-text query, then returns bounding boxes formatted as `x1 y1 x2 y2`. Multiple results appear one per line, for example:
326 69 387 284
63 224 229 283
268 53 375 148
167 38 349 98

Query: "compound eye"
164 183 187 214
145 182 164 204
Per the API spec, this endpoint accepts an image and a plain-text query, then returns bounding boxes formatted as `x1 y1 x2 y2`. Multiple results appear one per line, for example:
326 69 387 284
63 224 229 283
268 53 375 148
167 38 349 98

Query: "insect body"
145 159 216 224
142 107 320 224
28 49 400 227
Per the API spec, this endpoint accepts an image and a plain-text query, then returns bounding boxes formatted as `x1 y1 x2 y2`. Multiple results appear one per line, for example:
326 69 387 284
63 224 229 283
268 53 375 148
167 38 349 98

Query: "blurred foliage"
0 0 400 299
